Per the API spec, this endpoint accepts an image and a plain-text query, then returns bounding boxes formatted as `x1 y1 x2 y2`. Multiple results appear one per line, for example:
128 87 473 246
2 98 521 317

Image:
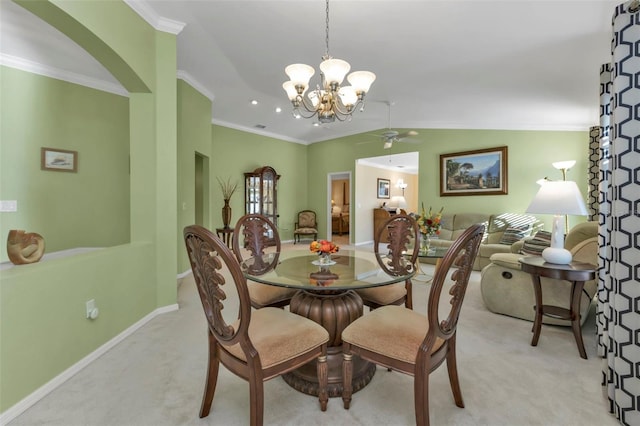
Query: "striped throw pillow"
520 231 552 256
499 226 530 245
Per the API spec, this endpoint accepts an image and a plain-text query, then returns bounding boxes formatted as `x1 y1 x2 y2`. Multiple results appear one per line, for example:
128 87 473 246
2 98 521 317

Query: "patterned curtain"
597 2 640 425
587 126 600 221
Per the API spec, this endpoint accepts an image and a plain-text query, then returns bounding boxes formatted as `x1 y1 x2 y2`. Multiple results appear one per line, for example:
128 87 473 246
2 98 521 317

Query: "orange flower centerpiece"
416 204 444 252
310 239 339 265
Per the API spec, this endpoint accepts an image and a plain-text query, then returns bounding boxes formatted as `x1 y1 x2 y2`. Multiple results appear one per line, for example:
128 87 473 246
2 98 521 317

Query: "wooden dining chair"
341 223 485 426
183 225 329 425
232 214 297 309
357 213 420 310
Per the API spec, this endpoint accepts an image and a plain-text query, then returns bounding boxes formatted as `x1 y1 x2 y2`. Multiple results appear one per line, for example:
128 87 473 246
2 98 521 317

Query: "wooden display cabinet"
244 166 280 245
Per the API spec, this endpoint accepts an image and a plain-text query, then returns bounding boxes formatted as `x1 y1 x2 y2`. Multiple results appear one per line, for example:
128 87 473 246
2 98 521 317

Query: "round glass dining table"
241 249 415 398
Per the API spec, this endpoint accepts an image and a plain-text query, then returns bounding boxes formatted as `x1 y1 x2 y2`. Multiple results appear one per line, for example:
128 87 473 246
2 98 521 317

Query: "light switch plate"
0 200 17 212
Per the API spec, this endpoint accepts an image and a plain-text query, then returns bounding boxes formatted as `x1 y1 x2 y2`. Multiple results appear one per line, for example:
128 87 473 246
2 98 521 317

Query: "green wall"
1 0 177 414
0 66 131 260
210 125 309 246
307 129 589 242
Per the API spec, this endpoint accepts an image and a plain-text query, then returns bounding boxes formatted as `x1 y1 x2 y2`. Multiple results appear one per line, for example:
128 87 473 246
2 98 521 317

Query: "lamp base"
541 247 572 264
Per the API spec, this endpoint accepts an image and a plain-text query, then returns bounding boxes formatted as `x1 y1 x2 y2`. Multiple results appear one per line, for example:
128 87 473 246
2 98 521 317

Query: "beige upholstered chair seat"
228 307 329 369
342 305 444 364
356 283 406 306
246 282 297 308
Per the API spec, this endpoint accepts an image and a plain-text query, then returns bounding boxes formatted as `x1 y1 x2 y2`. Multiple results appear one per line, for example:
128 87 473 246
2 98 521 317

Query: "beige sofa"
480 221 598 326
421 213 543 271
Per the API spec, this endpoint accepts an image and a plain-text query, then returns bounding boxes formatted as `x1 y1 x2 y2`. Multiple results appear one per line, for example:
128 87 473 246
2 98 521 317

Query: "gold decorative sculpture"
7 230 45 265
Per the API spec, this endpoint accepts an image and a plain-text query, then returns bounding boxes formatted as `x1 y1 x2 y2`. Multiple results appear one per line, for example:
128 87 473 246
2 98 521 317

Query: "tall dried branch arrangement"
217 176 238 201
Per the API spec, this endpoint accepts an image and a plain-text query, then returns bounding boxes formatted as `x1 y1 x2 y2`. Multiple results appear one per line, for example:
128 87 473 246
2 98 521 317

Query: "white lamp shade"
525 181 588 216
552 160 576 170
338 86 358 106
282 81 299 100
390 195 407 209
285 63 315 87
526 180 588 264
347 70 376 93
319 58 350 85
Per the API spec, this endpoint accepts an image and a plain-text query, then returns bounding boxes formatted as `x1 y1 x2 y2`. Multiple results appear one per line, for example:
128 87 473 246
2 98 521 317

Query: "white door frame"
326 171 352 242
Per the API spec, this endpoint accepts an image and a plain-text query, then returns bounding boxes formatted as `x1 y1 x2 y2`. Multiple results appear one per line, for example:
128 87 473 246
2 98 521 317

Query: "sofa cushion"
488 252 523 269
520 230 552 256
499 226 530 245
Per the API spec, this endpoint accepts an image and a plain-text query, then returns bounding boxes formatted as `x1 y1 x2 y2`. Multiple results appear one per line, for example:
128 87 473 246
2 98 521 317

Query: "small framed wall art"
377 178 390 199
41 147 78 173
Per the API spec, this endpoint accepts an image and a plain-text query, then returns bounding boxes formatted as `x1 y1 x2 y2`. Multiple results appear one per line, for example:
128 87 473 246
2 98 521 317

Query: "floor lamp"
525 180 588 264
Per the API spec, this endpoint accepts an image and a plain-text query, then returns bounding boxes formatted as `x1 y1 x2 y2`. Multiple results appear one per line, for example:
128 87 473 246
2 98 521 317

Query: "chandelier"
282 0 376 123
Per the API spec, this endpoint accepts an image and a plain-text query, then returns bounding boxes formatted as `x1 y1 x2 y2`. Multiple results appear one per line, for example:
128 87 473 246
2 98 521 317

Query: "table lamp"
525 180 588 264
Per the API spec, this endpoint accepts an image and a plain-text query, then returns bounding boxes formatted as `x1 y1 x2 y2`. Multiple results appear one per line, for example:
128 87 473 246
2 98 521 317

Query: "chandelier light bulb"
319 58 350 85
347 71 376 94
285 64 315 90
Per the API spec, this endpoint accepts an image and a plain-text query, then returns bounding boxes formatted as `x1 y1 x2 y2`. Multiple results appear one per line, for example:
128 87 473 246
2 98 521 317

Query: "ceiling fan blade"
396 130 419 139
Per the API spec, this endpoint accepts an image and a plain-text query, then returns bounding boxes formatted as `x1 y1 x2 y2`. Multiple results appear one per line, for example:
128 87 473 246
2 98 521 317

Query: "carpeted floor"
8 242 617 426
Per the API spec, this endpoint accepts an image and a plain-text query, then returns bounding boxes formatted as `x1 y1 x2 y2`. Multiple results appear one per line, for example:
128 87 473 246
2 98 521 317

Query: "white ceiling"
0 0 619 148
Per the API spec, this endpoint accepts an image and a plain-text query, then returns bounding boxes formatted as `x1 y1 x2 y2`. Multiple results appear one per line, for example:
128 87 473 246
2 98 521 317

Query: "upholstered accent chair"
232 214 297 309
184 225 329 424
480 221 598 325
293 210 318 244
341 224 485 426
357 213 419 310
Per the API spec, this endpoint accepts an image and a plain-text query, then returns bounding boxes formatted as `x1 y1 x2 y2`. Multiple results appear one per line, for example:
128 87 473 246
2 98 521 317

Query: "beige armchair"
294 210 318 244
480 221 598 326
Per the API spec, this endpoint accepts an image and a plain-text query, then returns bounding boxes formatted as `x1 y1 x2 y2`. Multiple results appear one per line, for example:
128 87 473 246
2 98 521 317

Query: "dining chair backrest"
232 214 281 275
184 225 252 350
374 213 420 278
426 223 485 343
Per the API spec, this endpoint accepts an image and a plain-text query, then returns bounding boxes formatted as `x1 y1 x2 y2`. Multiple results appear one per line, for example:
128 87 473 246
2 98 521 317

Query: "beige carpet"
8 242 617 426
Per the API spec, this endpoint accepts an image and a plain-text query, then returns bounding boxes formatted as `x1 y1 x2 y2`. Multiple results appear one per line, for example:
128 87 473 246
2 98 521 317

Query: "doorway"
327 171 351 245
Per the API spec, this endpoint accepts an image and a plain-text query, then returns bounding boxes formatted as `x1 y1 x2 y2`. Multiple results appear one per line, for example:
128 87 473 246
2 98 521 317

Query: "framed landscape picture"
440 146 507 196
41 147 78 173
377 178 390 199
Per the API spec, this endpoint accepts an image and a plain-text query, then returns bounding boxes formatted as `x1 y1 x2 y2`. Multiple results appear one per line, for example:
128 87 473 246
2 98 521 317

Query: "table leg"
285 289 376 397
570 280 587 359
530 274 543 346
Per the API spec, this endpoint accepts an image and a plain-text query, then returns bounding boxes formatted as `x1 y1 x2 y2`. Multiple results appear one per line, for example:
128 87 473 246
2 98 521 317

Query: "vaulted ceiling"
1 0 619 146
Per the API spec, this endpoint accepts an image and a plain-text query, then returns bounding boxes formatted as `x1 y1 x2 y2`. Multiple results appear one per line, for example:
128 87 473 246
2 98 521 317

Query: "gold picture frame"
440 146 507 196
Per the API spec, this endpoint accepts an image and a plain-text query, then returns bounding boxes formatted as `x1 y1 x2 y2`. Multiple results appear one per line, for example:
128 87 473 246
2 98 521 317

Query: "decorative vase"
222 199 232 229
319 252 332 265
420 233 431 253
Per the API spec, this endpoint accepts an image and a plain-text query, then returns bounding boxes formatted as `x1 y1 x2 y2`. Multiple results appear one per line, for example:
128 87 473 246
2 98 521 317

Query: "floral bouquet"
310 240 340 255
417 203 444 236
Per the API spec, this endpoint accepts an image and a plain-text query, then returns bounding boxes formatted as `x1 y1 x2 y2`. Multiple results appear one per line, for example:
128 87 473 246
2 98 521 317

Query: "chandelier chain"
324 0 330 59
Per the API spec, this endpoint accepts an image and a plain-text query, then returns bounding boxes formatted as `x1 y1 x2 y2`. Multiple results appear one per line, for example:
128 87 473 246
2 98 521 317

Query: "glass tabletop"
402 245 449 259
241 249 414 291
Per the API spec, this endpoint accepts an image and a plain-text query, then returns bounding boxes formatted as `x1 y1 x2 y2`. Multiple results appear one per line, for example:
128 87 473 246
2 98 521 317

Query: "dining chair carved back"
232 214 296 308
341 223 485 426
357 213 420 309
184 225 329 425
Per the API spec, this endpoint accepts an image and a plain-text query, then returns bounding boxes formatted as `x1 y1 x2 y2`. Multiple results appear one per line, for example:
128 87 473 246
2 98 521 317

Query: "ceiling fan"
372 101 419 149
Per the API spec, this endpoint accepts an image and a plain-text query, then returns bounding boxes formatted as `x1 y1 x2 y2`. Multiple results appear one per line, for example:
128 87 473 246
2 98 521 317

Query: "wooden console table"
215 227 233 248
519 256 596 359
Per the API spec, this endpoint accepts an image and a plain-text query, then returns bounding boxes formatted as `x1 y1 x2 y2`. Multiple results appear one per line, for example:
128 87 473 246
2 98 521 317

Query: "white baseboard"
0 303 179 425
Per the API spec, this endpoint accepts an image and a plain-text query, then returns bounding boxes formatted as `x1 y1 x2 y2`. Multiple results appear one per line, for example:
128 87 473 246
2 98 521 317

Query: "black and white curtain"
597 2 640 425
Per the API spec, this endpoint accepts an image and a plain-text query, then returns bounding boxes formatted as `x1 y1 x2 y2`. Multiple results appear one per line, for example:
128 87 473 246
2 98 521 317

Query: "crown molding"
212 119 308 145
123 0 186 34
177 70 214 102
0 53 128 97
